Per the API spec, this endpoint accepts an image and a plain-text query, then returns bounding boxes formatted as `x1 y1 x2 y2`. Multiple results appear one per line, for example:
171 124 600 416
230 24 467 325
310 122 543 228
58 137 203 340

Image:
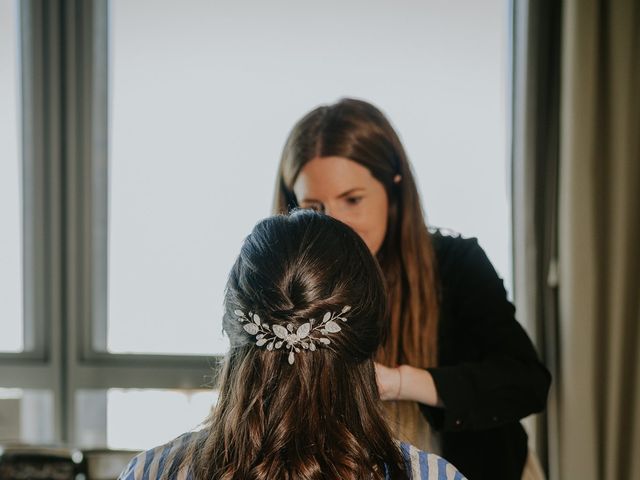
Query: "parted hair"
183 210 409 479
273 98 439 370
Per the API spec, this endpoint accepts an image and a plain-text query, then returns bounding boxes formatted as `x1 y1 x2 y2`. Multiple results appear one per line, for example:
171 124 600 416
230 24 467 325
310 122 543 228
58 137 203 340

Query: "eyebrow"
337 188 366 199
300 188 366 203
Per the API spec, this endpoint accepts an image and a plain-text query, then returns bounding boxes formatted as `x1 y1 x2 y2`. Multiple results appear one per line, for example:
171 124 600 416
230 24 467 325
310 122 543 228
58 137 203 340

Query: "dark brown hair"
273 98 439 370
185 210 408 479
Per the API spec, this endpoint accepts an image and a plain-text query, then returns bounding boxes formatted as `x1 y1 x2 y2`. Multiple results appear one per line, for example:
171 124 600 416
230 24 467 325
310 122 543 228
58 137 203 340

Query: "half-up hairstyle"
184 210 408 479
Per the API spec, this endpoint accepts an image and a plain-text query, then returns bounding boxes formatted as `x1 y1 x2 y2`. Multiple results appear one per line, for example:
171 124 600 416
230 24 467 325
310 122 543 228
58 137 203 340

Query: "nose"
323 204 333 217
323 205 350 228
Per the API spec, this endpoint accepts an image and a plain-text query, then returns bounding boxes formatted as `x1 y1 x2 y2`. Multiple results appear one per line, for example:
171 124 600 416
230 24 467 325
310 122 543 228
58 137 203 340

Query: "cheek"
374 207 389 242
378 208 389 237
357 205 389 254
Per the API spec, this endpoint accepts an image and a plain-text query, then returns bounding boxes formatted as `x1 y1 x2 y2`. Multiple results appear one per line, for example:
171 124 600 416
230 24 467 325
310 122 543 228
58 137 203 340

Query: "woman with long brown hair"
273 98 551 480
118 211 466 479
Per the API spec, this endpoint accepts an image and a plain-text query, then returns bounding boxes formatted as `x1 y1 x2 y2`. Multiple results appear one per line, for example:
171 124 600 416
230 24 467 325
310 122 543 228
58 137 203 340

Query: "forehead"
293 156 374 198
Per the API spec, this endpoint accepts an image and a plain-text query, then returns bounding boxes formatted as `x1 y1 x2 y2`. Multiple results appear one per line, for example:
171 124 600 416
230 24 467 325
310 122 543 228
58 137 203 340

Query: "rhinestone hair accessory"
233 306 352 364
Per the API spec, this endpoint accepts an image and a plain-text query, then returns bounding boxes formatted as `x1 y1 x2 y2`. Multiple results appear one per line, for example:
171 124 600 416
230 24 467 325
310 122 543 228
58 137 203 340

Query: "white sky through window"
108 0 510 357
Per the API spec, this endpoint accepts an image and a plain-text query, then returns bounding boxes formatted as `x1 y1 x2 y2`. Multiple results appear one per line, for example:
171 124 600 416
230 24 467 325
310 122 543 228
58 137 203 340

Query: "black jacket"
419 230 551 480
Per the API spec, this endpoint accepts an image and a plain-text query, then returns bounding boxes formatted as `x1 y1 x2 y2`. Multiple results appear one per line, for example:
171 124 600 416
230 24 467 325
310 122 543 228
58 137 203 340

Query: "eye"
302 202 324 212
346 196 363 206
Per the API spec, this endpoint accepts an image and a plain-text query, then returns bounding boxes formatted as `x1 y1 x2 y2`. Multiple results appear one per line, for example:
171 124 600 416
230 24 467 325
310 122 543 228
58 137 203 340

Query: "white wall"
108 0 510 356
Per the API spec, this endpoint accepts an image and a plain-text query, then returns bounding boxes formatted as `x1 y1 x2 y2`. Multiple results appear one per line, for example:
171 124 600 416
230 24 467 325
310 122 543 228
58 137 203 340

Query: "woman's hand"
374 362 443 407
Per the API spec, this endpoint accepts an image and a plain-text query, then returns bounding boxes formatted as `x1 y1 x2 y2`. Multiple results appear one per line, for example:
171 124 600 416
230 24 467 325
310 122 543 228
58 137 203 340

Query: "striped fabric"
399 442 466 480
118 432 467 480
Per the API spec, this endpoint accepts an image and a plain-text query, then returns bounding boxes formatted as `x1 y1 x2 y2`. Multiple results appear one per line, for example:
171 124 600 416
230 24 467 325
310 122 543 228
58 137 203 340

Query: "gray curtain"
558 0 640 478
513 0 640 479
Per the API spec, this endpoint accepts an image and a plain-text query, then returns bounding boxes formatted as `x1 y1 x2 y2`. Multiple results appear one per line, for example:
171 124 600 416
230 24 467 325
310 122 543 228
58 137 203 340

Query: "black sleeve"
420 238 551 433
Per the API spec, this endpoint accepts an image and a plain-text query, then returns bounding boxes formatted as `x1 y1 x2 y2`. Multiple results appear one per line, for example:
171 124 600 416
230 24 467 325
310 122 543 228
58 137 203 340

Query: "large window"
0 0 511 450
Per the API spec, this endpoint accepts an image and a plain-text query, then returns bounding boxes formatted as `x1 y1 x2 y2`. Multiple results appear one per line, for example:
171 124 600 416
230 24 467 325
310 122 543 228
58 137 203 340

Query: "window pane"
107 0 510 355
0 0 23 353
0 388 55 444
75 389 216 450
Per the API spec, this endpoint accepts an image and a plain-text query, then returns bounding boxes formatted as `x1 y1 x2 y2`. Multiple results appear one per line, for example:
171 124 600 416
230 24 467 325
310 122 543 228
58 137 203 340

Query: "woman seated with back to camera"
118 210 466 479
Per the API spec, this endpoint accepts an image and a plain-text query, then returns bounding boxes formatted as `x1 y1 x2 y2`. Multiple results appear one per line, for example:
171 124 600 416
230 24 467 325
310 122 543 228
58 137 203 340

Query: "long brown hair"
273 98 439 370
184 211 408 479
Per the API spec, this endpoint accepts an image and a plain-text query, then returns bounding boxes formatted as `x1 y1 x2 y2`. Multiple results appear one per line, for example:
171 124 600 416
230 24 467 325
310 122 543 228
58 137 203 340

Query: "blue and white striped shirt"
118 432 467 480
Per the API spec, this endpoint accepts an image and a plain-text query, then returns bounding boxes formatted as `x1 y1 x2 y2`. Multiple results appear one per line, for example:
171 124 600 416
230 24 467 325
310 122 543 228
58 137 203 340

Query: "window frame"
0 0 219 446
0 0 65 442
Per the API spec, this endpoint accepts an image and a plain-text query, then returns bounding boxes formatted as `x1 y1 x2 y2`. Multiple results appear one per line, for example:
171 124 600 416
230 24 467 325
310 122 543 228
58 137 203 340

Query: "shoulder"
429 227 511 312
397 442 467 480
429 226 481 257
117 431 198 480
429 227 488 276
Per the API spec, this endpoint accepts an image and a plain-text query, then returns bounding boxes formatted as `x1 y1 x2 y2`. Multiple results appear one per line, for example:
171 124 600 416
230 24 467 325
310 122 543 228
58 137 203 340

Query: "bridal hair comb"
233 306 352 364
